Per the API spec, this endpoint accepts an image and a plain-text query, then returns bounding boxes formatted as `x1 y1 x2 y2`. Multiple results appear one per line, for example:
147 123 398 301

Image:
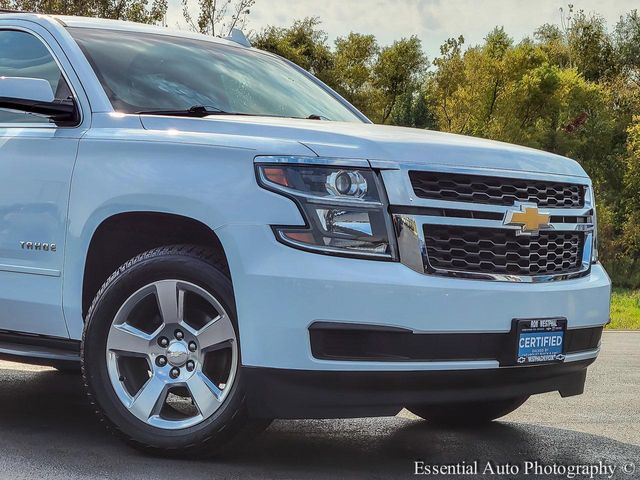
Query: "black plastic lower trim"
244 358 594 419
310 322 602 365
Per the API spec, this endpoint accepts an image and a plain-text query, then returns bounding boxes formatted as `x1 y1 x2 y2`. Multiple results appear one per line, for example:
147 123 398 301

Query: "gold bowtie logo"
504 204 551 234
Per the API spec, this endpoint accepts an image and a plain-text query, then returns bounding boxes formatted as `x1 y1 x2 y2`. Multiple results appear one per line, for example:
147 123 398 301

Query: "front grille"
410 171 585 208
423 225 585 276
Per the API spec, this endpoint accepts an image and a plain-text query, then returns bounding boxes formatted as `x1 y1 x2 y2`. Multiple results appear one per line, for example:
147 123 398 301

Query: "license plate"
516 318 566 365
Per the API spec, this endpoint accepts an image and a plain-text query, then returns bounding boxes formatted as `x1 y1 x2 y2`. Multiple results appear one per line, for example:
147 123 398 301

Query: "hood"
140 116 589 178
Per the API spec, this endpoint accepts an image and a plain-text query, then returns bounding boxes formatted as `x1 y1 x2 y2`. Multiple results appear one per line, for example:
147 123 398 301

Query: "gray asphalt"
0 332 637 480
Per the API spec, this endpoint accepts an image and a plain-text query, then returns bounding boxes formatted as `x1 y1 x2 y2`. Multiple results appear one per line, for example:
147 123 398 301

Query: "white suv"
0 13 610 456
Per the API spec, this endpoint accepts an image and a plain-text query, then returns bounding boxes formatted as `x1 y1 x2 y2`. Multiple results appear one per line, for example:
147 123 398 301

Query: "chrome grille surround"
387 165 595 283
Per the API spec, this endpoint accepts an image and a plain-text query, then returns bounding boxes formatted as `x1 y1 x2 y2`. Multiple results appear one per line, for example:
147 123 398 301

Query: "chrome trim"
254 155 370 168
390 164 595 282
396 198 594 217
275 230 393 260
564 347 600 363
256 166 383 208
393 214 593 283
402 214 593 232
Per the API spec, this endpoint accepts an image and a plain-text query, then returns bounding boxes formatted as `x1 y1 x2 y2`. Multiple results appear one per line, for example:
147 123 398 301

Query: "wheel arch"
81 211 229 321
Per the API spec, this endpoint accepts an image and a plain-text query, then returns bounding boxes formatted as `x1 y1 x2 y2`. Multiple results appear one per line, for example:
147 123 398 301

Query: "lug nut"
188 341 197 352
186 360 195 372
175 330 184 340
156 356 167 367
169 367 180 379
158 337 169 348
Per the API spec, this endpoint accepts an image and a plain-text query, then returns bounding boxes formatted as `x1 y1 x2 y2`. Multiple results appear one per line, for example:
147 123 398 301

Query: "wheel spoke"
187 372 222 417
196 315 235 350
129 376 167 421
154 280 182 325
108 323 151 356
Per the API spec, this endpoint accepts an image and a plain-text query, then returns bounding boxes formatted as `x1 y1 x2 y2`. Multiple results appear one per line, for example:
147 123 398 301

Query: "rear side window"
0 30 72 124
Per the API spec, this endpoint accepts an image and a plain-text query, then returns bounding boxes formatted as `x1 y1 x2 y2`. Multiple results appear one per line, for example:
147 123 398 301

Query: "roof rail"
224 28 251 47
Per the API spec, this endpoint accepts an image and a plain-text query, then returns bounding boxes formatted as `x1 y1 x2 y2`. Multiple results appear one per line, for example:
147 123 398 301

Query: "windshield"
68 28 363 122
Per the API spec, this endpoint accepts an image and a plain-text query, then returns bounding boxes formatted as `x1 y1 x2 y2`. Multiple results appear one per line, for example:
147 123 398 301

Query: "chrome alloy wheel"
106 280 238 430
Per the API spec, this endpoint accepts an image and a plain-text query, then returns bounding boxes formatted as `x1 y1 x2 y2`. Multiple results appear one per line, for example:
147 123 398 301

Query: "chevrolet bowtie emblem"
504 204 551 235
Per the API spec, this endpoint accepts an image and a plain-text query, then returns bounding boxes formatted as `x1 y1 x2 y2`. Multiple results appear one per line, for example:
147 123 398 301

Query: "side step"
0 330 80 368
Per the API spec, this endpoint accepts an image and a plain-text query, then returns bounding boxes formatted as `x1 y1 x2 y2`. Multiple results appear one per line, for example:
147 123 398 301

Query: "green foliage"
253 19 430 125
1 0 167 23
566 9 617 81
610 288 640 329
371 36 427 123
252 17 334 84
332 33 379 118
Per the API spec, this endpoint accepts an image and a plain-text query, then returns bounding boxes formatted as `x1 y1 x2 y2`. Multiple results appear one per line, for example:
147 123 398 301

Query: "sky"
168 0 638 59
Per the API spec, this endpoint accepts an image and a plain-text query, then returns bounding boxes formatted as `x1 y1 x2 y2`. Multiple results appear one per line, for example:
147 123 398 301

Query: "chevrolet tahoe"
0 12 611 456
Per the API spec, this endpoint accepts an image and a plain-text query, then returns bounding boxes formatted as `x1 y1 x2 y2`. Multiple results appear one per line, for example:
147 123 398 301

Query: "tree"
371 36 427 124
181 0 254 37
332 33 378 117
429 36 466 131
0 0 167 23
566 9 617 81
389 84 437 129
252 17 334 84
615 10 640 85
534 23 571 68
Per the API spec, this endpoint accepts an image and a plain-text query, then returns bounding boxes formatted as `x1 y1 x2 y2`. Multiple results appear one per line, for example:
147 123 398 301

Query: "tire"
407 396 529 426
82 244 269 457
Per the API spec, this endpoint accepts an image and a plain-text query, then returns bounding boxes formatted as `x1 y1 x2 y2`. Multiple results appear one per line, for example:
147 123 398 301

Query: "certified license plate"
516 318 566 365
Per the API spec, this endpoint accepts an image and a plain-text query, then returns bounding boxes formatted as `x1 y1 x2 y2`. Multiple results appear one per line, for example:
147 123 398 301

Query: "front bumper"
217 224 611 372
244 359 594 419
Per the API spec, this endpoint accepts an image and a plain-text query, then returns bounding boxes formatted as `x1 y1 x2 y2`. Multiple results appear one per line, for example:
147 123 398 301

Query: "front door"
0 27 83 337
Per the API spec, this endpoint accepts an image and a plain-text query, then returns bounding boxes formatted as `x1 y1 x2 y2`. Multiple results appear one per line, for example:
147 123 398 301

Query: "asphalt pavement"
0 331 637 480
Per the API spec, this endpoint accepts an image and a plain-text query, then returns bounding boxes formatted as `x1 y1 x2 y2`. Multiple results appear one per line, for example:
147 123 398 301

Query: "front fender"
62 132 310 339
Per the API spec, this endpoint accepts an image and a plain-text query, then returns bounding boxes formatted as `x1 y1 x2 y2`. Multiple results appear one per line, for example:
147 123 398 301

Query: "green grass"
609 288 640 330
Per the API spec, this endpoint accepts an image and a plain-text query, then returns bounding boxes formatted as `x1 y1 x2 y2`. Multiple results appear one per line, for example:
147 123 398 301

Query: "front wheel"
82 245 267 457
407 396 529 426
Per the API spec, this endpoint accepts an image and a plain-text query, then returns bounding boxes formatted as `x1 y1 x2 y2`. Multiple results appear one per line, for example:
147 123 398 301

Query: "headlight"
256 158 397 260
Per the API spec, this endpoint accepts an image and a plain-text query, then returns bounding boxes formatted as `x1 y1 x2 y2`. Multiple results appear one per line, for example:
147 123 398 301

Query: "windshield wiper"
137 105 333 121
136 105 250 118
306 114 331 120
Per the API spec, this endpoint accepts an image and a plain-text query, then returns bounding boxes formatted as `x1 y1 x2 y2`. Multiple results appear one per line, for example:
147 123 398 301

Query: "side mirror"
0 76 78 124
0 76 55 103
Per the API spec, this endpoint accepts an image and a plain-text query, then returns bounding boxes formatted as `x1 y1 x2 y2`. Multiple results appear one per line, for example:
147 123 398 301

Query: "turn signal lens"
263 167 289 187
